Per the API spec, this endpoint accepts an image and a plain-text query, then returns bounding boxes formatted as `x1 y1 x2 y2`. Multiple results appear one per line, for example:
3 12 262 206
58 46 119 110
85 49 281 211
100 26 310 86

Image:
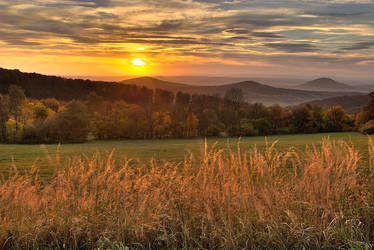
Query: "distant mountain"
0 68 366 107
156 75 310 87
295 77 360 92
296 94 369 113
122 77 192 92
355 84 374 93
122 77 363 106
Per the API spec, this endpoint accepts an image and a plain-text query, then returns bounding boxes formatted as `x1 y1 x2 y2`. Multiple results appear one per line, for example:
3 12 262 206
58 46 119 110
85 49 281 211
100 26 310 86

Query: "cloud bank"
0 0 373 77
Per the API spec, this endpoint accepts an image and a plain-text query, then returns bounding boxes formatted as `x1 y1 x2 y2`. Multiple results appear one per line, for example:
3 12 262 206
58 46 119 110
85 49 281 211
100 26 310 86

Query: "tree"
41 98 60 112
199 108 218 135
324 105 351 132
185 113 199 138
0 94 9 141
292 106 312 133
154 88 174 106
368 92 374 120
175 91 190 106
152 111 172 138
33 102 49 124
268 105 290 133
355 106 369 130
6 118 23 143
224 88 244 108
240 119 258 136
45 101 90 143
223 88 244 136
8 85 26 133
253 118 271 135
85 91 104 114
309 105 325 132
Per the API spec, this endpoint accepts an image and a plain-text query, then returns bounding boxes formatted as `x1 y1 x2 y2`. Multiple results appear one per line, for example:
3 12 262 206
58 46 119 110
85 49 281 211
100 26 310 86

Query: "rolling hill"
122 77 363 106
0 68 368 107
294 77 359 92
0 68 154 104
296 94 369 113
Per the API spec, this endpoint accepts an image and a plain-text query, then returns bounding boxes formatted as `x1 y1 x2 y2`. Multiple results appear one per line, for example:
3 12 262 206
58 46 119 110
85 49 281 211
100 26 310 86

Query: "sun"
131 58 147 66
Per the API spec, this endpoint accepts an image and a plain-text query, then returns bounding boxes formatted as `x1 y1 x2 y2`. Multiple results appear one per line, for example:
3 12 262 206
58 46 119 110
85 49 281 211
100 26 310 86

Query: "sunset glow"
131 58 147 67
0 1 373 79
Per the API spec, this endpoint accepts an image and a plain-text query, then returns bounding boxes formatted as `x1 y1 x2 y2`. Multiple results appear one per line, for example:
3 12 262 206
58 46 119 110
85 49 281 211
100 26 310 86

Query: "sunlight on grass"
1 137 374 248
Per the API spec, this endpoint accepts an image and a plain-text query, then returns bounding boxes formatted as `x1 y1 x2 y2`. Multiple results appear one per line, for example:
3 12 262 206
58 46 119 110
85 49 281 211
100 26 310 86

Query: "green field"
0 132 370 178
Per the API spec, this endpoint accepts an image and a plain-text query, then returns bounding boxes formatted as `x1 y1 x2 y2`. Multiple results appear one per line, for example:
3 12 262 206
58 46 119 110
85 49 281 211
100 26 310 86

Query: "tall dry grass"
1 138 374 249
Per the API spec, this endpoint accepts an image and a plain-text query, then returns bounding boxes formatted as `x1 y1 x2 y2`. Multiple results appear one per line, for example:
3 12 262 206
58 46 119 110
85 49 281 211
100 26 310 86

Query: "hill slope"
295 78 359 92
296 94 369 113
0 68 154 104
122 77 363 106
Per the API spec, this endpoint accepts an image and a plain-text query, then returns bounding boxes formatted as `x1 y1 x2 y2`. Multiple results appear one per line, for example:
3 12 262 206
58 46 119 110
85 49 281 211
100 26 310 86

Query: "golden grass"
1 138 374 249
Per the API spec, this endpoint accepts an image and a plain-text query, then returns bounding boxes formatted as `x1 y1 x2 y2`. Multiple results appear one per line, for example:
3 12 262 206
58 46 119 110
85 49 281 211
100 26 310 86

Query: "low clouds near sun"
0 0 373 78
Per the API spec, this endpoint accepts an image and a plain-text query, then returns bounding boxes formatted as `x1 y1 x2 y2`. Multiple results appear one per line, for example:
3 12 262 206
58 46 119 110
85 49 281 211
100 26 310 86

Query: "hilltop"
0 68 367 107
296 94 370 113
122 77 363 106
295 77 359 92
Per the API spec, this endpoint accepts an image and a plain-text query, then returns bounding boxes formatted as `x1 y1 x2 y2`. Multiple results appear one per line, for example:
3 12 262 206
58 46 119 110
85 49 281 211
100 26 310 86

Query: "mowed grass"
0 132 369 178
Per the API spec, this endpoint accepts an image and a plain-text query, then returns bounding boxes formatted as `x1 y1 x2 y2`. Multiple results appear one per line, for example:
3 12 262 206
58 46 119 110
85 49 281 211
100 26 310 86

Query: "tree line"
0 84 373 144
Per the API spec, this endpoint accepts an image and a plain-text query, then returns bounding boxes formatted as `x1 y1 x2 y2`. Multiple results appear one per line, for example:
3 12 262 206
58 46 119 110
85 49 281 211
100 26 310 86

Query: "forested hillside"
0 68 153 104
298 95 370 113
1 68 373 144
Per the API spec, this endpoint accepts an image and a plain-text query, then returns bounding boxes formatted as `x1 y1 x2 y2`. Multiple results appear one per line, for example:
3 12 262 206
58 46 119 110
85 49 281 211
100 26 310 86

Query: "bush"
206 123 225 137
359 119 374 134
240 119 258 136
22 123 41 143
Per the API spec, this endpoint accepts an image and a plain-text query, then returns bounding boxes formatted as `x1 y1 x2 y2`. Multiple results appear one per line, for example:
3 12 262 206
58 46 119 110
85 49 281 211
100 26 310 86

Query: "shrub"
22 123 41 143
240 119 258 136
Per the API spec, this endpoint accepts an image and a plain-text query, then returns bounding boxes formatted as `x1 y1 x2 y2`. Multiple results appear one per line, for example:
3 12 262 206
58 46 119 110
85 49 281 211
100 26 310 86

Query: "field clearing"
0 132 369 178
1 134 374 248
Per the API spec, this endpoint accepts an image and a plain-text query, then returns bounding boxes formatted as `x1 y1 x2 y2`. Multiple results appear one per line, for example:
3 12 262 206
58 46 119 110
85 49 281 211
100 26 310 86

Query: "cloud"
0 0 373 78
342 41 374 50
264 43 318 53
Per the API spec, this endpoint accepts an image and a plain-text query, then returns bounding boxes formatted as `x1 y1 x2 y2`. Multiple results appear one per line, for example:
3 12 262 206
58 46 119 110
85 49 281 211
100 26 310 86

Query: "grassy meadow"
1 132 369 178
1 133 374 248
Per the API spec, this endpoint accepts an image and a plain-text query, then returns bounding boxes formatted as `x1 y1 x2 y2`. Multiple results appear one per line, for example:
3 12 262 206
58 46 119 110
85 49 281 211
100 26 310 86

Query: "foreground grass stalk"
0 139 374 249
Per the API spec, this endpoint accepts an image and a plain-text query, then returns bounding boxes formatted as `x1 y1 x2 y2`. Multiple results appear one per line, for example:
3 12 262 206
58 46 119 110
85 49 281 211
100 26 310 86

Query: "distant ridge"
296 94 369 113
122 77 363 106
295 77 358 92
122 77 191 92
0 68 367 107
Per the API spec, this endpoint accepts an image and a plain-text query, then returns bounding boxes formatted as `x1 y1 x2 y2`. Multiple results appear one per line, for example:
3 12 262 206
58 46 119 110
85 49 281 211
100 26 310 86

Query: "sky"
0 0 374 80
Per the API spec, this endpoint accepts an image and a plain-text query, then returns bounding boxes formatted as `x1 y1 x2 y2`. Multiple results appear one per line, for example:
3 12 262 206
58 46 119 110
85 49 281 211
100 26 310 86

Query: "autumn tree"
292 106 312 133
175 91 190 106
355 106 369 129
185 113 199 138
86 91 104 115
324 105 351 131
224 88 244 135
0 94 9 141
41 98 60 112
368 91 374 120
8 85 26 133
45 101 90 143
152 111 172 138
33 102 49 124
154 88 174 106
